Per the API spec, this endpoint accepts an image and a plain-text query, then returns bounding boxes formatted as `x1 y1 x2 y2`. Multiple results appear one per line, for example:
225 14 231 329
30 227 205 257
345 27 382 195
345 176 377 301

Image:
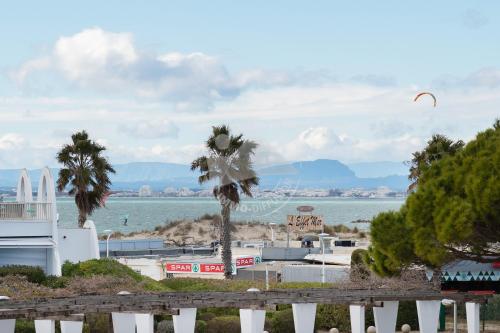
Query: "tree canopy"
369 120 500 275
57 130 115 227
407 134 464 192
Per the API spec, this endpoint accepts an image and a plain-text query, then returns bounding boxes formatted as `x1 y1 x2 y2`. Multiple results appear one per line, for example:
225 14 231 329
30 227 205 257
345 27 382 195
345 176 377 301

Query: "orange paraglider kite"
414 92 437 107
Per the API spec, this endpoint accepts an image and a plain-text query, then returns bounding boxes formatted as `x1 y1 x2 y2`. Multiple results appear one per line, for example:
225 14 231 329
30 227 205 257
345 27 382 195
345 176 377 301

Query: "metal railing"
0 202 52 221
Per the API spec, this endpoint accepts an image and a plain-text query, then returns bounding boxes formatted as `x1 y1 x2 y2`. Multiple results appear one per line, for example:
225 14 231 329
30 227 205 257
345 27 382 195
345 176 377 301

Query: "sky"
0 1 499 169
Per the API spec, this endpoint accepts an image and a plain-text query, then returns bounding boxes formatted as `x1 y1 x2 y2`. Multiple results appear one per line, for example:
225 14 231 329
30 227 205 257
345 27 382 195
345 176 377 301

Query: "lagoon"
56 197 404 234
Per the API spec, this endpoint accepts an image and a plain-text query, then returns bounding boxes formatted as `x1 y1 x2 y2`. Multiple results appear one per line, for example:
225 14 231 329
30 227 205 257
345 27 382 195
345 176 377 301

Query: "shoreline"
103 215 370 246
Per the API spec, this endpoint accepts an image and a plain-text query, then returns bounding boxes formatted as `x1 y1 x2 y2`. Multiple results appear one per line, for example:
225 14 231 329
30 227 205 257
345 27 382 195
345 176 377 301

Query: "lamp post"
103 229 113 258
269 223 276 247
318 233 329 283
441 299 457 333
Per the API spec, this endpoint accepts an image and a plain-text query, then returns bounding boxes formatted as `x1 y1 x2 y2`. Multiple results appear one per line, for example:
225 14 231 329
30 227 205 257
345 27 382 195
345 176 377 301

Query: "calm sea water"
56 197 404 234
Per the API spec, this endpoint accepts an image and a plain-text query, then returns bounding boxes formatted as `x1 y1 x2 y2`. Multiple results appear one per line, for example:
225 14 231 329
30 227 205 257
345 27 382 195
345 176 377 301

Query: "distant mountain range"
0 159 410 191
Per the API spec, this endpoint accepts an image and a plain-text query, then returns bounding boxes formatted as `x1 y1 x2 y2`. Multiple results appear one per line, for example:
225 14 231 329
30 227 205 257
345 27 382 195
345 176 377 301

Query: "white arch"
16 169 33 203
37 167 56 204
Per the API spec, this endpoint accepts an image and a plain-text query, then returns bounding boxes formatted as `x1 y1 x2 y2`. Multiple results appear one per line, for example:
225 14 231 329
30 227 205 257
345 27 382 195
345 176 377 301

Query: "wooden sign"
287 215 324 232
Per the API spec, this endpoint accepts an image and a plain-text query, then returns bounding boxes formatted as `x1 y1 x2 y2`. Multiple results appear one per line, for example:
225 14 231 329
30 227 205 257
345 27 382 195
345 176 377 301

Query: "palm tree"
191 125 259 278
407 134 464 192
56 131 115 227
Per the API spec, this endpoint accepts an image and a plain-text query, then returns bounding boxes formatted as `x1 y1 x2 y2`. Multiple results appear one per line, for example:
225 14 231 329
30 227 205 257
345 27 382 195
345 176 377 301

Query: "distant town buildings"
112 186 407 199
138 185 153 197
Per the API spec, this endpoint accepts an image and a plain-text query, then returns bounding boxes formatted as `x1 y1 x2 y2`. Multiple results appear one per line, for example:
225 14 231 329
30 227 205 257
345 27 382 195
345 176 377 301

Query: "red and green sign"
165 256 261 275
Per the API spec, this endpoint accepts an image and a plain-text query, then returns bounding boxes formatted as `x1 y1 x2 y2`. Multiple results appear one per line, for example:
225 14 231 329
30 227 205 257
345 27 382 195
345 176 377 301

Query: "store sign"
165 263 192 273
236 256 259 268
200 263 225 273
165 262 237 275
287 215 324 232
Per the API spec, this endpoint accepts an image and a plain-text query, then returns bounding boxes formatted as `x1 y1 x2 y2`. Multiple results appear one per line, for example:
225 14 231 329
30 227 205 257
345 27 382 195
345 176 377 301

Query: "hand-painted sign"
287 215 324 232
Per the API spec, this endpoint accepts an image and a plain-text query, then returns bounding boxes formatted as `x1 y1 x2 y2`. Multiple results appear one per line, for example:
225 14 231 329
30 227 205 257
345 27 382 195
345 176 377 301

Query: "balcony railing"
0 202 52 221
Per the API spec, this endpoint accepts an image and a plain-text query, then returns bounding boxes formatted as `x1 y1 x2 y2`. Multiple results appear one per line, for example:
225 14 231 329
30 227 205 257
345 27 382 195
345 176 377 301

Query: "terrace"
0 202 52 221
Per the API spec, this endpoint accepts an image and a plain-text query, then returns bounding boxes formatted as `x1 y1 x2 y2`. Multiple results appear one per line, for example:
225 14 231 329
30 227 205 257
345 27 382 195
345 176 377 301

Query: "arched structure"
16 169 33 203
37 167 56 204
0 167 99 277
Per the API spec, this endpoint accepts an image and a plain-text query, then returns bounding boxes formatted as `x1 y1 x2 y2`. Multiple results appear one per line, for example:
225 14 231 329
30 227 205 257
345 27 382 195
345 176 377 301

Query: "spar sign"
165 263 192 273
165 256 261 275
235 255 261 268
165 262 236 275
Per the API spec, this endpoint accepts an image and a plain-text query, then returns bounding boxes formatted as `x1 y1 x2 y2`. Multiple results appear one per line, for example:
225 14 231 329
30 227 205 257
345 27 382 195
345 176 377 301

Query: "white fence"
0 203 52 221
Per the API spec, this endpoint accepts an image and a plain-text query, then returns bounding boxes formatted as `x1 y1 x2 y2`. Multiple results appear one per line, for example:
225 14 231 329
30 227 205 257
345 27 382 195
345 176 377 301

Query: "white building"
138 185 153 197
0 168 100 276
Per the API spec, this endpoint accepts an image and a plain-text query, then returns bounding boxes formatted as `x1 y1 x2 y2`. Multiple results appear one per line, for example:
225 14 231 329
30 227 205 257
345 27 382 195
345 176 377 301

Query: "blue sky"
0 1 499 168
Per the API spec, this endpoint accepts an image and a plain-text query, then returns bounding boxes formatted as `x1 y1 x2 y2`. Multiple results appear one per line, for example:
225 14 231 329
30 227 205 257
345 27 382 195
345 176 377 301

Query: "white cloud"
297 127 333 149
54 28 138 83
118 119 179 139
14 28 290 109
11 57 51 84
0 134 26 150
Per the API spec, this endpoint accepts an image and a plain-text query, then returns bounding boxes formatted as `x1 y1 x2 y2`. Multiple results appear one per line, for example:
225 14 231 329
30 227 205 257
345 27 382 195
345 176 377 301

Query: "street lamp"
318 233 329 283
441 299 457 333
103 229 113 258
269 223 276 246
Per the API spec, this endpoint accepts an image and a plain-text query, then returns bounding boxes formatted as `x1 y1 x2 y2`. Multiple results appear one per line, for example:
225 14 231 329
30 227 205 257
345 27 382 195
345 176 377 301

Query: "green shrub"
157 320 174 333
396 301 419 329
206 316 240 333
350 249 370 280
314 304 351 332
485 295 500 321
62 259 167 291
0 265 46 284
195 320 207 333
84 313 110 333
41 275 70 289
15 319 35 333
198 312 216 322
270 308 294 333
199 307 239 317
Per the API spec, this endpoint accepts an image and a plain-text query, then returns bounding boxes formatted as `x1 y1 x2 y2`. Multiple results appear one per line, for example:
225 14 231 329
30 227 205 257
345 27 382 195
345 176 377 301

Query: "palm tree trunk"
221 203 233 279
78 210 87 228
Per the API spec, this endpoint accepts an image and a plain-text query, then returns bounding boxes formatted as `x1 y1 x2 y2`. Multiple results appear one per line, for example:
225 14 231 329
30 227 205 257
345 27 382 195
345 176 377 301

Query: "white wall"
58 221 100 263
117 258 164 281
